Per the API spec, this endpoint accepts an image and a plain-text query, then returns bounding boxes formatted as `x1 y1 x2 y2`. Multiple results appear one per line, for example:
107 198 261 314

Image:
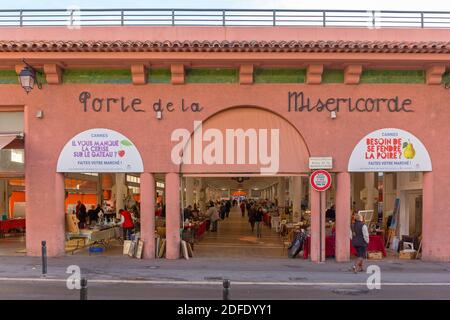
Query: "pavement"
1 255 450 299
1 208 450 299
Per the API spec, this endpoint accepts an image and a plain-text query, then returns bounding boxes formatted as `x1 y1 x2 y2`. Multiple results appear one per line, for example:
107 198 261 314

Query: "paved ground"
1 254 450 299
1 207 450 299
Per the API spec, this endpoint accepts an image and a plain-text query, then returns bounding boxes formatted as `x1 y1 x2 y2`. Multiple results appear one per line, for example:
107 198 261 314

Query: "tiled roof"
0 40 449 53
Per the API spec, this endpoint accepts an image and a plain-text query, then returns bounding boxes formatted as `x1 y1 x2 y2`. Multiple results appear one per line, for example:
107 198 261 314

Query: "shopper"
350 213 370 273
240 201 246 217
219 202 226 220
225 200 231 218
210 205 220 232
87 205 98 225
325 204 336 221
119 208 134 240
248 206 256 232
183 205 193 221
75 200 87 229
255 207 264 238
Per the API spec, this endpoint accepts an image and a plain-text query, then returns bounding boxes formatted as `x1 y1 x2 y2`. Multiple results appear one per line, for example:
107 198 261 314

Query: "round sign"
310 170 332 192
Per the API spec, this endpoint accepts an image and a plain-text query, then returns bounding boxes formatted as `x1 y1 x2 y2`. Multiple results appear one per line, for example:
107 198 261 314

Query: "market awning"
0 134 17 150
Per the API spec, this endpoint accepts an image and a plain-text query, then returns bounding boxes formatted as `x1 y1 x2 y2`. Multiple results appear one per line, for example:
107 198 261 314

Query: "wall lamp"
18 59 43 94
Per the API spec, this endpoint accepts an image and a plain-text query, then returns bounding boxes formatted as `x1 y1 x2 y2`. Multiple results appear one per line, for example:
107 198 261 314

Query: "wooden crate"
399 250 416 260
368 251 383 260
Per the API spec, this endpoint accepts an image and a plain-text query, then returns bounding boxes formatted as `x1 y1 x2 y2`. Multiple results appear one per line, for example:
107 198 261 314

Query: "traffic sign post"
310 170 332 192
310 170 332 263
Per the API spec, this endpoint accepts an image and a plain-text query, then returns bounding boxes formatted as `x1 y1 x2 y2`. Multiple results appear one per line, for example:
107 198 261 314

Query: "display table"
66 226 120 253
351 235 386 257
184 219 210 241
0 218 26 236
303 235 386 259
303 236 336 259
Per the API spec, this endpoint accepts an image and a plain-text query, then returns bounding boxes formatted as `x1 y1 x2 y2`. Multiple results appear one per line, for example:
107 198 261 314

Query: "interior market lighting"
18 59 42 94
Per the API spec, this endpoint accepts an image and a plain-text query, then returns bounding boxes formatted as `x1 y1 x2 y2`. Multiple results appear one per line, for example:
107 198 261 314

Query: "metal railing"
0 9 449 28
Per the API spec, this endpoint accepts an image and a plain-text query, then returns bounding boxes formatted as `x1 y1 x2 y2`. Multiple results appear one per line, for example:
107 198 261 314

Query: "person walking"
255 207 264 238
248 206 256 232
219 202 226 220
350 213 370 273
226 200 232 218
240 201 246 217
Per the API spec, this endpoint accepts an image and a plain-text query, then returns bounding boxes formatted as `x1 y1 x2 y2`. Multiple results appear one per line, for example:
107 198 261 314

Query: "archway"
348 128 432 261
55 128 144 256
175 106 311 258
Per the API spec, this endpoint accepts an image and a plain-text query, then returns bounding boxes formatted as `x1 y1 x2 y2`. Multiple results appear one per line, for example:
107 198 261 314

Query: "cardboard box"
399 250 416 260
368 251 383 260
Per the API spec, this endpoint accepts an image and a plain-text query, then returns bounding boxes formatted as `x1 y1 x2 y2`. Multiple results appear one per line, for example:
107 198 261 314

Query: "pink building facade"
0 24 449 261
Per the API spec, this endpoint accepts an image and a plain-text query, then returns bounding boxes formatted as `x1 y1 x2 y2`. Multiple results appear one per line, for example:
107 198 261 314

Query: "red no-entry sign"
310 170 332 192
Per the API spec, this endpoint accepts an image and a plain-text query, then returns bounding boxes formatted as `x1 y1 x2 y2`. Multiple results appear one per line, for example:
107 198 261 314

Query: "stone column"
165 172 180 259
185 177 194 207
277 177 285 208
288 177 294 208
335 172 351 262
115 173 126 217
364 172 375 210
292 176 302 215
96 173 103 205
30 172 65 257
310 188 324 262
140 172 155 259
0 180 6 216
422 172 433 261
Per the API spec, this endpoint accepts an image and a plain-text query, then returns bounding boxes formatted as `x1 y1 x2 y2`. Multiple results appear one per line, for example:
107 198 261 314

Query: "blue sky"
1 0 449 11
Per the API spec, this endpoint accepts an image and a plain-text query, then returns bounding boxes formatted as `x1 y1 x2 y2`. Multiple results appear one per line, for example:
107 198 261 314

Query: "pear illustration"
403 142 416 159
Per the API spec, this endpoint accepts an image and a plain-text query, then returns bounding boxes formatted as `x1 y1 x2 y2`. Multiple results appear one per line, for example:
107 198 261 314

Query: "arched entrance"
347 128 432 261
176 106 311 258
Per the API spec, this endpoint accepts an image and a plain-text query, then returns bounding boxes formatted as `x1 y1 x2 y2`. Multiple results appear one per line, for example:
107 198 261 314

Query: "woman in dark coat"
254 207 264 238
248 206 256 232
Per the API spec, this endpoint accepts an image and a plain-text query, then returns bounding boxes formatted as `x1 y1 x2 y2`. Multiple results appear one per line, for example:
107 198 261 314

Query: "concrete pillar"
96 173 103 205
292 176 302 215
115 173 126 217
364 172 375 210
310 188 324 262
422 171 433 261
165 172 180 259
0 180 6 216
288 177 294 207
335 172 351 262
140 172 155 259
30 173 65 256
277 177 285 208
185 177 194 207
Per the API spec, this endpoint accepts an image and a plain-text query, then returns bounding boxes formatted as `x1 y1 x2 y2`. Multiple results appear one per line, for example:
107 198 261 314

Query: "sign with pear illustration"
348 128 431 172
402 141 416 159
57 128 144 173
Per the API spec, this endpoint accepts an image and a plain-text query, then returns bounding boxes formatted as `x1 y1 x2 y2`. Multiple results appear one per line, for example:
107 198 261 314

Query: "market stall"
184 218 210 241
0 218 25 237
302 235 386 259
66 225 120 253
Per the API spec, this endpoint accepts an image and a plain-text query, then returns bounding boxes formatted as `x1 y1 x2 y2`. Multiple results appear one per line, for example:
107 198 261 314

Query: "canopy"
0 134 17 150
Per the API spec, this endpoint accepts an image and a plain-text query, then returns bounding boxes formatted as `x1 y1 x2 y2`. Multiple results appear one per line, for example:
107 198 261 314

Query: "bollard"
41 240 47 277
223 279 230 300
80 277 88 300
